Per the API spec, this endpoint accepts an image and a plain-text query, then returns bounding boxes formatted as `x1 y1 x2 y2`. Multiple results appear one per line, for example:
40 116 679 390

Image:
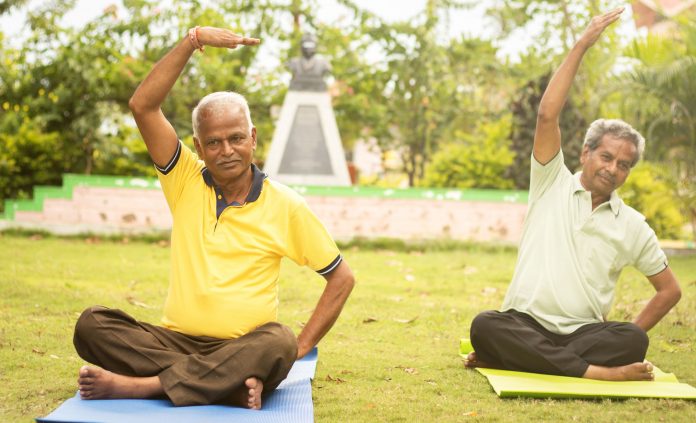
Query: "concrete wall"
4 184 527 243
9 186 172 234
305 196 526 242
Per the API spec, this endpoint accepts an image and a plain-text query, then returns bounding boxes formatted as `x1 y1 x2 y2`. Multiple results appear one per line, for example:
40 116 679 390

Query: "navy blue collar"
201 164 267 216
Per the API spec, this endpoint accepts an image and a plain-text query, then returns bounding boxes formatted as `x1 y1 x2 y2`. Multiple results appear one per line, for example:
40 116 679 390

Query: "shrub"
619 162 686 239
423 116 515 189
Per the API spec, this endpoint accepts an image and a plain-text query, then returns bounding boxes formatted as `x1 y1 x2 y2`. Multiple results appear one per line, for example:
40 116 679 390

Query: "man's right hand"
196 27 260 50
576 7 623 50
533 7 623 165
129 26 260 168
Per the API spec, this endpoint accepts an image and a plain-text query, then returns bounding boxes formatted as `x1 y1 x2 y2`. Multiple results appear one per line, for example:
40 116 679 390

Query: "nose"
221 140 234 156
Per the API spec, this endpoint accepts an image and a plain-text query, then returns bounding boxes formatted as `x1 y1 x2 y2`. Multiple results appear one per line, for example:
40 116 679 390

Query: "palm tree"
616 15 696 240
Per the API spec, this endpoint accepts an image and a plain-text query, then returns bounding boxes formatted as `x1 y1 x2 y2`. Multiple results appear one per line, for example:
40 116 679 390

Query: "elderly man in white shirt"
466 8 681 382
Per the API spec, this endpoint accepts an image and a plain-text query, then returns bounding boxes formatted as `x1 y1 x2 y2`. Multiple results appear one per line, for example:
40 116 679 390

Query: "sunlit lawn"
0 233 694 422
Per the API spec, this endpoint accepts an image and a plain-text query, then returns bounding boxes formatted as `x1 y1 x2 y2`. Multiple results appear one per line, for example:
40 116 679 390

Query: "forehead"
198 103 248 135
595 135 637 160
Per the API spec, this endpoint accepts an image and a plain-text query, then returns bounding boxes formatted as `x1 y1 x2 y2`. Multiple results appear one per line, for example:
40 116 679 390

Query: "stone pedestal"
264 91 351 186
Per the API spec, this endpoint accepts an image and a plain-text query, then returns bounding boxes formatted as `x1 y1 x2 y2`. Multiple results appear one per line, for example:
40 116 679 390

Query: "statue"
264 32 351 186
287 33 332 92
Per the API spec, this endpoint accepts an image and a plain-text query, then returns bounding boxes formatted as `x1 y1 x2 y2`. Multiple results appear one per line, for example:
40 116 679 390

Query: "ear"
580 144 589 165
193 137 203 157
251 127 257 151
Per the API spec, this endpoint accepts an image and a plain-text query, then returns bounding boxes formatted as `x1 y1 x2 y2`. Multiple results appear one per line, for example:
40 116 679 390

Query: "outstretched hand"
197 26 261 50
577 7 624 49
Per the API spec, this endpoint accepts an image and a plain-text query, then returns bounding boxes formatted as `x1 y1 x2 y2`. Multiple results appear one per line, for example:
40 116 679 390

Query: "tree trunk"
83 137 93 175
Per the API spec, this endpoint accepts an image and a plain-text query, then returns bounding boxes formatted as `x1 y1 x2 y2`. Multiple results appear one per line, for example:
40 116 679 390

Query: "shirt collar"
201 163 267 204
573 172 622 216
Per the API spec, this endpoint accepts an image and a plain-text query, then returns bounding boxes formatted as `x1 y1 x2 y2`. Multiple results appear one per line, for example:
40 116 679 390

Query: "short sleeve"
285 199 342 275
632 220 668 277
529 149 565 203
156 141 204 212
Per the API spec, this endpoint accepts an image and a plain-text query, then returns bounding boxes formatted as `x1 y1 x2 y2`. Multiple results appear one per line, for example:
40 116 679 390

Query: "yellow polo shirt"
501 150 668 334
155 141 342 339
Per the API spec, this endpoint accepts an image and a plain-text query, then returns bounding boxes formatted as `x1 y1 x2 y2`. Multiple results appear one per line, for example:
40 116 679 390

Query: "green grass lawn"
0 233 694 422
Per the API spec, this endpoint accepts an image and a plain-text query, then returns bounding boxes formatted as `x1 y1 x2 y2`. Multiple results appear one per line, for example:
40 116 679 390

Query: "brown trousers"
73 306 297 406
470 310 649 377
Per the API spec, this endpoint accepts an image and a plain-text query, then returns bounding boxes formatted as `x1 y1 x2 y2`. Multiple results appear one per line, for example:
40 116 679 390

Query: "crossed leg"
468 310 654 381
73 306 297 408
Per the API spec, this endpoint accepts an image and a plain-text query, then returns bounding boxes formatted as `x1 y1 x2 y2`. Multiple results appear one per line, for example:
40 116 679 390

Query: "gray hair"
583 118 645 166
192 91 254 138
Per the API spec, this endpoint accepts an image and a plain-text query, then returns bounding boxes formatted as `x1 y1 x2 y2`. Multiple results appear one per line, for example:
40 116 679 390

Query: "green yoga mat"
459 338 696 399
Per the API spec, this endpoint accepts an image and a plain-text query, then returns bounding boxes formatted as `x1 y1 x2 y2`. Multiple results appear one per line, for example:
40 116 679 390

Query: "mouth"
217 160 240 168
598 173 614 186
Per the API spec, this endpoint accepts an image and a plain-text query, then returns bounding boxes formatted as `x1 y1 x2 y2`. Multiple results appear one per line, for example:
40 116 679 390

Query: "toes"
78 376 94 385
247 394 257 409
79 383 94 392
241 377 263 410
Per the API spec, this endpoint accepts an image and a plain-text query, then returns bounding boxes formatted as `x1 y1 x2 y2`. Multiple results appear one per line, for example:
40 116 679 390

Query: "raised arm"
128 27 260 167
533 8 623 164
296 260 355 359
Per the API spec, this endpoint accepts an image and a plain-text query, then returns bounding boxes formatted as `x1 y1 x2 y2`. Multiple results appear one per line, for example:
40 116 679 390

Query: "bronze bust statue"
287 33 332 92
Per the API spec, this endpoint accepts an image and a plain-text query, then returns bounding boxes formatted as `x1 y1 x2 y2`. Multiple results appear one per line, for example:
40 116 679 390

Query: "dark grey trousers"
470 310 649 377
73 306 297 406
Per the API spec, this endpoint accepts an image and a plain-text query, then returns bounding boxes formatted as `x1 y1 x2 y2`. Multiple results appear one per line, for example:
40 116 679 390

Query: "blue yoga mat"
37 348 318 423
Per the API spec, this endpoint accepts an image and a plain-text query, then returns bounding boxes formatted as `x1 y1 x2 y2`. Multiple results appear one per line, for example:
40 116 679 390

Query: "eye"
207 139 220 147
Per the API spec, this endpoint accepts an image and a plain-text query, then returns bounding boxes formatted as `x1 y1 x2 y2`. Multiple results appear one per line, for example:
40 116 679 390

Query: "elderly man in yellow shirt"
72 26 354 410
467 8 681 382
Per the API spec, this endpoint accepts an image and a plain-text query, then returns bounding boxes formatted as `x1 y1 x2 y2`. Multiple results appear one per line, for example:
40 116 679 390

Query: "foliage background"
1 0 694 239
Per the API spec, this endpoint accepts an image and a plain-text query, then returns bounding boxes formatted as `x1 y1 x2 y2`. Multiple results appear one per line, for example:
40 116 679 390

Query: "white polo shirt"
501 150 668 334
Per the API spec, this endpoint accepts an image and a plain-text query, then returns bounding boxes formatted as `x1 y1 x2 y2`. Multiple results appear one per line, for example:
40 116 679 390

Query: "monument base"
264 91 351 186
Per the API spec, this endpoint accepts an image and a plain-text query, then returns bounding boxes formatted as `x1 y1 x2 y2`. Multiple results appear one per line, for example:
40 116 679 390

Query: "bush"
0 120 66 208
618 161 686 239
422 116 515 189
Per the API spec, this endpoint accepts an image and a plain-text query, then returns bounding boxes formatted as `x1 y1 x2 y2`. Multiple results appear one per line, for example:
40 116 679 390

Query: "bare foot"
463 352 503 370
231 377 264 410
245 377 263 410
583 361 655 381
77 366 163 399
